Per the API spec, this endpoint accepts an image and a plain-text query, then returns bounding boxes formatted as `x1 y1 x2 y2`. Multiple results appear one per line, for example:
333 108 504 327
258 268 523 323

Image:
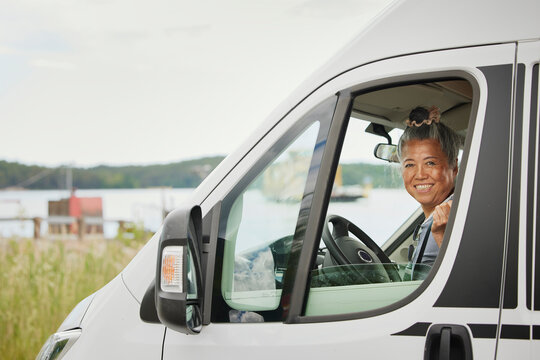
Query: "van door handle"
439 327 451 360
424 324 473 360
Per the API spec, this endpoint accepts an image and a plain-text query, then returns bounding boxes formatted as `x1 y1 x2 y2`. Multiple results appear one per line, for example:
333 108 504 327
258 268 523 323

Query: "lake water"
0 187 419 243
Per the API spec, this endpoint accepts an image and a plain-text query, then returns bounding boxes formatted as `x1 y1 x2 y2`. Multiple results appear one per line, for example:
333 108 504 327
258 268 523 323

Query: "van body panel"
162 43 516 359
64 276 164 359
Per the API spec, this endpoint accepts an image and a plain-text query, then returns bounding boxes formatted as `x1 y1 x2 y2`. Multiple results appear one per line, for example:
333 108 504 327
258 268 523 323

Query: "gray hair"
397 107 462 167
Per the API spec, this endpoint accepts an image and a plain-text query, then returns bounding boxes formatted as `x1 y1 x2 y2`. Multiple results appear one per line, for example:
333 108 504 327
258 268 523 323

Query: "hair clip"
405 106 441 127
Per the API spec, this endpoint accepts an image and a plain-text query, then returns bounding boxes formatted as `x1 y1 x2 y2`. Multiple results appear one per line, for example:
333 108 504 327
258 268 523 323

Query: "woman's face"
401 138 458 216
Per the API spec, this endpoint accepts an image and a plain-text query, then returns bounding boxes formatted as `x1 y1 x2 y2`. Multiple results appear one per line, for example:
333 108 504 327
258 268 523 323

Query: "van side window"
305 80 472 316
213 97 336 322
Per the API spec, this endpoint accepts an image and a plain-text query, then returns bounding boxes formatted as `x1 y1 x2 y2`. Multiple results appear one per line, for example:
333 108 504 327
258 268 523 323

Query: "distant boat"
330 165 371 202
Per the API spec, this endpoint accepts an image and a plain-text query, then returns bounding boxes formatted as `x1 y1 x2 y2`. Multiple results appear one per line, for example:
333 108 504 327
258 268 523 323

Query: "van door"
495 40 540 359
163 43 517 359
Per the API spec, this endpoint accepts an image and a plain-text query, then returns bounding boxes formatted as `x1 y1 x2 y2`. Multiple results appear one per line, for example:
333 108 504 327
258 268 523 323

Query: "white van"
37 0 540 358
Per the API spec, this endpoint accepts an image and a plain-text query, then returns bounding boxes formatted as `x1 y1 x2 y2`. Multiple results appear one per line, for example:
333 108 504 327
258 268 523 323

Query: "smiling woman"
398 107 462 269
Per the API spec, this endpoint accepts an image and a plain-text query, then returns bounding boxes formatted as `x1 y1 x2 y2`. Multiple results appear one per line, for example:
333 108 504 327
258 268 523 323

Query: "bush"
0 235 149 359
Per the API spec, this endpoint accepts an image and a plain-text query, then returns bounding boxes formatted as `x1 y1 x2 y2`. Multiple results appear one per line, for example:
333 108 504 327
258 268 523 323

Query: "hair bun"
406 106 441 127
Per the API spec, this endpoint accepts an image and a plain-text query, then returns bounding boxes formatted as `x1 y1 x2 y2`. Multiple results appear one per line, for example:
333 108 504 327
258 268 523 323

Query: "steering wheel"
322 214 401 283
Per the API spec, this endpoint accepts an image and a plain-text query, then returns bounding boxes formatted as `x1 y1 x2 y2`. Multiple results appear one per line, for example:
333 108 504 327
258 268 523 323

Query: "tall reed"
0 235 148 359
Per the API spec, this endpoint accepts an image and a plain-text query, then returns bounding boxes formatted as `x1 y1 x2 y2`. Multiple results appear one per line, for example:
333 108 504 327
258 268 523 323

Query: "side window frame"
283 70 482 324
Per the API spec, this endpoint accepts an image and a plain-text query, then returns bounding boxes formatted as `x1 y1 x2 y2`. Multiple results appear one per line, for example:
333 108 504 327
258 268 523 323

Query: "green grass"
0 233 150 360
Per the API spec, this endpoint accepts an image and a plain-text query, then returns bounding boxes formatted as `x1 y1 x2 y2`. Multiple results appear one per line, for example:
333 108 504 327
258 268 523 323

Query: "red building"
48 194 103 235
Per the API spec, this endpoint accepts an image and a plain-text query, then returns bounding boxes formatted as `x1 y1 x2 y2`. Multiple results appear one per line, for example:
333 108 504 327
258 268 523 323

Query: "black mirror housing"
140 279 159 323
150 205 204 334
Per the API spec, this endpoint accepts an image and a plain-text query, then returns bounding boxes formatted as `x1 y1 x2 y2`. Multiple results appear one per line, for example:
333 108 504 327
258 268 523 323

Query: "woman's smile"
414 184 433 192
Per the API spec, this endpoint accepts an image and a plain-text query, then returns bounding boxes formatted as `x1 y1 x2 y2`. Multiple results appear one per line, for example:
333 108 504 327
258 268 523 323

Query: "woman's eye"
426 161 436 166
404 163 413 168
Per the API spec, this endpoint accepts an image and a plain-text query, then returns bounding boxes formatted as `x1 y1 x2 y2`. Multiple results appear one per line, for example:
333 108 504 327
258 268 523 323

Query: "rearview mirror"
374 143 399 163
140 205 203 334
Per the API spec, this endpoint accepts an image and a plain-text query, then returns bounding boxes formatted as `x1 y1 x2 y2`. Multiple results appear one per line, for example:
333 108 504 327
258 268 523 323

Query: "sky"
0 0 393 168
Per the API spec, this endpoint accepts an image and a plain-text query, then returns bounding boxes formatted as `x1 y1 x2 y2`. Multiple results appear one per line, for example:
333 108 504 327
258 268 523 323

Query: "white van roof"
195 0 540 204
317 0 540 83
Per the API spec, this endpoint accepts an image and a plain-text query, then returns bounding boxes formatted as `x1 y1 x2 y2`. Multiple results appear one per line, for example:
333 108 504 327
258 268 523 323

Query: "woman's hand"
431 200 452 247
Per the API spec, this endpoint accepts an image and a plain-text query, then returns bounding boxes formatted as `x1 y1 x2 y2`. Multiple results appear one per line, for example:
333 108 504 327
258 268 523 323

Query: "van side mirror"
140 205 203 334
374 143 399 163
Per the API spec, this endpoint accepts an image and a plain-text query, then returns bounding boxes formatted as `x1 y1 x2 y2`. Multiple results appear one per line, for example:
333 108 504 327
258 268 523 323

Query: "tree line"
0 158 402 190
0 157 225 190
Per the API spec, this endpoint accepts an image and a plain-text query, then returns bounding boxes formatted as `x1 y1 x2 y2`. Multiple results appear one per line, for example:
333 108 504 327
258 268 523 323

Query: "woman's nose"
415 165 427 178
